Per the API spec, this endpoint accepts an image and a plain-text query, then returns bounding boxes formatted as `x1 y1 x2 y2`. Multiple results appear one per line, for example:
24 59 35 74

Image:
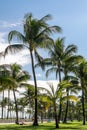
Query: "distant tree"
21 85 35 111
0 63 30 123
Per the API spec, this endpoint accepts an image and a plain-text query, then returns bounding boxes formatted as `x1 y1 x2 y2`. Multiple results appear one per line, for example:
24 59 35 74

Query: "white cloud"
0 32 7 43
3 80 59 100
0 20 30 66
0 20 22 28
28 80 58 88
36 73 41 77
0 43 31 66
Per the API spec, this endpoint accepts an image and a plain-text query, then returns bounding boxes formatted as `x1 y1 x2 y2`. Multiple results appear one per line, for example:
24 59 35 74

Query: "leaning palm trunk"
30 51 38 126
13 88 19 124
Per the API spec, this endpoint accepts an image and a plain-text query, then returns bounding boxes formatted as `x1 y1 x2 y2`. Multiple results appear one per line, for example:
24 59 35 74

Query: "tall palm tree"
63 75 79 123
72 58 87 125
5 13 61 125
61 52 82 123
36 37 79 122
36 38 64 122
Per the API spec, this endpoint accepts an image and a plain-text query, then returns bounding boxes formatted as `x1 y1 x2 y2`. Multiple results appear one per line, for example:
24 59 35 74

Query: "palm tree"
9 63 30 124
0 63 30 123
36 38 64 122
6 92 11 119
21 84 35 112
63 75 79 123
36 37 79 122
72 58 87 125
0 64 11 119
17 98 27 119
38 83 61 128
38 81 77 128
75 97 82 121
5 13 62 125
61 53 82 123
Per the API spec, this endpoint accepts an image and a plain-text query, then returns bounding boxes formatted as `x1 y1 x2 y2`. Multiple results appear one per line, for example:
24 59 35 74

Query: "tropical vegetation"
0 13 87 129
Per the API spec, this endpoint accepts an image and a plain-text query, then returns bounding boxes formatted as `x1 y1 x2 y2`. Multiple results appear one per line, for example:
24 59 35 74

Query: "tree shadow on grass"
59 126 79 130
59 122 85 130
0 123 85 130
0 125 55 130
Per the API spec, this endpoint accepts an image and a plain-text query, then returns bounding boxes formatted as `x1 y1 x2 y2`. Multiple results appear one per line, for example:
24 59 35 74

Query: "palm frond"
19 83 34 88
58 80 73 90
38 87 53 98
8 30 26 43
64 44 77 56
24 13 33 21
41 26 62 36
35 51 45 70
4 44 24 55
46 67 57 77
39 14 52 22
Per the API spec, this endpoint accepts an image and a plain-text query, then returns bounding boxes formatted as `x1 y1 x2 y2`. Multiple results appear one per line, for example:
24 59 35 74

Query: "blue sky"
0 0 87 81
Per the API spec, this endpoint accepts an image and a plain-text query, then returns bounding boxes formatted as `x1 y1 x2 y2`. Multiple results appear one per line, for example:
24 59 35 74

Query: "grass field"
0 121 87 130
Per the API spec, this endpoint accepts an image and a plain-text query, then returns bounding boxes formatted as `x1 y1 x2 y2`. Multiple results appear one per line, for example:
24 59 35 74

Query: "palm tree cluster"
0 13 87 129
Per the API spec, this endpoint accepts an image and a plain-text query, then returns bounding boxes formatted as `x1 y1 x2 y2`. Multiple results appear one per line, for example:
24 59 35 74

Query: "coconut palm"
17 97 27 119
61 54 82 123
8 63 30 123
35 38 64 122
38 81 77 128
5 13 61 125
21 84 35 110
36 37 79 122
0 64 11 119
72 58 87 125
0 63 30 123
75 97 82 121
38 83 61 128
63 75 79 123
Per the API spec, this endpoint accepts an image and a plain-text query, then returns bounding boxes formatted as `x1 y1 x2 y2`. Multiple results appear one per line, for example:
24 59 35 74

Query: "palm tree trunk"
63 88 69 123
82 89 85 125
81 78 85 125
58 102 62 122
7 90 10 119
1 89 4 119
54 101 59 128
58 65 62 122
30 50 38 126
13 89 19 124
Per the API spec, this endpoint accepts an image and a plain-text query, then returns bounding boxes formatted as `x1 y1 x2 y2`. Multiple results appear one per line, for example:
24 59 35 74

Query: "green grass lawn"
0 121 87 130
